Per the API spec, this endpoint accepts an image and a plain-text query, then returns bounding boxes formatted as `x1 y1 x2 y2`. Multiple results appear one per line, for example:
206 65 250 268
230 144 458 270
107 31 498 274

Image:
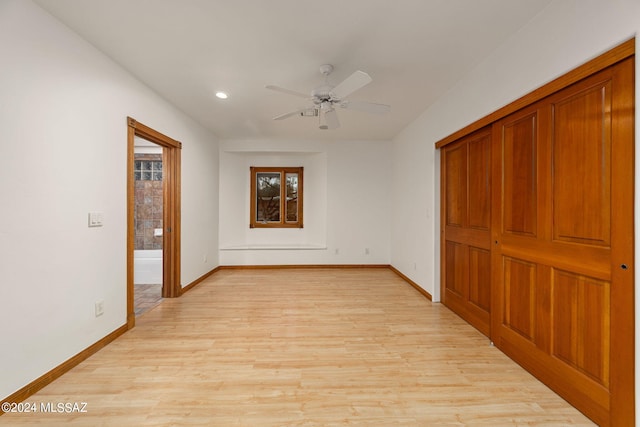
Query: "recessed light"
215 91 228 99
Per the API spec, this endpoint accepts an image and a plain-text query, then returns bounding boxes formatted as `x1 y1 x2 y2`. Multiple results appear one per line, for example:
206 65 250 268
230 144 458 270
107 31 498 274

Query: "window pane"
285 173 298 222
134 160 142 171
153 161 162 171
142 171 152 180
256 172 281 222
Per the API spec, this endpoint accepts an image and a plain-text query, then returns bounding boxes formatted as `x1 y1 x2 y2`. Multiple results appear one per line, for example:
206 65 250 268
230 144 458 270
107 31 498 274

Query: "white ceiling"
34 0 552 141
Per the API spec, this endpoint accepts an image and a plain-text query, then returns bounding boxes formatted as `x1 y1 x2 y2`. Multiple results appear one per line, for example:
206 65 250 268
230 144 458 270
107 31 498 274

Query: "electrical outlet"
95 301 104 317
335 248 339 255
365 248 370 255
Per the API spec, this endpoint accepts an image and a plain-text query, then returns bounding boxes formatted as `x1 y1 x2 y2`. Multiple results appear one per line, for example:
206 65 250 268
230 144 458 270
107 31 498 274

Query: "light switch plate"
88 212 103 227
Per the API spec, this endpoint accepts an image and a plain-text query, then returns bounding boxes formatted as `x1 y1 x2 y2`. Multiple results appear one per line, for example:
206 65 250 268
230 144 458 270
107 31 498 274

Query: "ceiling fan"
266 64 390 130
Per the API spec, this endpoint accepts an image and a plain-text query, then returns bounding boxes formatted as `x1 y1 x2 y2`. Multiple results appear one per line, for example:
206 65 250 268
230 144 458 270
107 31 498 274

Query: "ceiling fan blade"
330 70 372 99
341 100 391 114
273 107 308 120
265 85 309 99
324 109 340 129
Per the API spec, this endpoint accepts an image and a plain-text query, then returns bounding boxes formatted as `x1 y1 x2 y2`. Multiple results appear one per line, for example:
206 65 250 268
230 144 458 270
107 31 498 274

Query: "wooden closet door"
491 58 634 427
441 129 492 336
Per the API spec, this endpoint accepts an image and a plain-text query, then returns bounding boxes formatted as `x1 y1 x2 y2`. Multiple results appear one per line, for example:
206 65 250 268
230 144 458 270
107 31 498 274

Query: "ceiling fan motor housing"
311 84 334 103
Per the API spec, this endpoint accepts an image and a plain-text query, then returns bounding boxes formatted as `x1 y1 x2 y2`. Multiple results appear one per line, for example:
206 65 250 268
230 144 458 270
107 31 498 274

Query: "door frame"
127 117 182 329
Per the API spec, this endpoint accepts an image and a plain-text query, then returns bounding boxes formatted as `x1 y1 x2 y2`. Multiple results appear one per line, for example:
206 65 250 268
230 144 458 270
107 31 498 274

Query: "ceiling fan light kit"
266 64 390 130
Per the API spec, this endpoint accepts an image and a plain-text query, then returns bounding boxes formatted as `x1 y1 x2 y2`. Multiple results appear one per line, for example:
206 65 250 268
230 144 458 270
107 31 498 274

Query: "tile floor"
134 283 162 316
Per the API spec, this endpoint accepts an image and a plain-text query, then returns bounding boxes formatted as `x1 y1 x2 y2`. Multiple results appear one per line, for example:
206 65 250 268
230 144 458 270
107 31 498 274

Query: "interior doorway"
127 117 182 329
133 137 164 315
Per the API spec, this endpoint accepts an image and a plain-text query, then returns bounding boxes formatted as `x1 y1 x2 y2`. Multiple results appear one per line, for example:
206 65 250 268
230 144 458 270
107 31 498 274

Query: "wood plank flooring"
1 268 595 426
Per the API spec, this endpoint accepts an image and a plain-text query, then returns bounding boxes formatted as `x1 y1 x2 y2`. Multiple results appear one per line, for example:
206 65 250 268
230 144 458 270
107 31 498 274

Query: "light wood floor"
2 268 595 426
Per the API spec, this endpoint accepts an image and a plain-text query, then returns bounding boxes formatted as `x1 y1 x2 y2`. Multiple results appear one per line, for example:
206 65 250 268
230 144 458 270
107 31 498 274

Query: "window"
134 158 162 181
250 167 303 228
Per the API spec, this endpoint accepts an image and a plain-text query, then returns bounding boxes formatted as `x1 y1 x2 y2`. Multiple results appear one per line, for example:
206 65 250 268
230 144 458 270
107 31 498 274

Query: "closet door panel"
552 82 611 246
441 129 492 337
551 269 610 387
502 113 537 237
444 241 466 298
444 143 466 228
468 246 491 312
468 135 491 230
502 257 536 341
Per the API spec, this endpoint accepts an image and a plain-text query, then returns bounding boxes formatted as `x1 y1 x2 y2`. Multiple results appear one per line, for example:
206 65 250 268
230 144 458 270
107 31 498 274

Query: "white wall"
391 120 439 298
0 0 219 399
390 0 639 418
219 139 391 265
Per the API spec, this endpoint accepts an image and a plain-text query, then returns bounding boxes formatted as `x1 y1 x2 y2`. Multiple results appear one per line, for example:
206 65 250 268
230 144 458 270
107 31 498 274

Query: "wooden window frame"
250 166 303 228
